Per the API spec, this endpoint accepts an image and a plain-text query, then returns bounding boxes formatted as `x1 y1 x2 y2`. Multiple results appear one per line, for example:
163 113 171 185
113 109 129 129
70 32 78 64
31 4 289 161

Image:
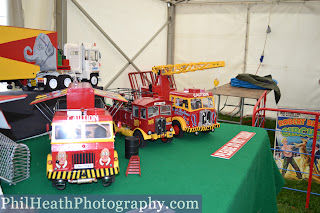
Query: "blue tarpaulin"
231 78 278 90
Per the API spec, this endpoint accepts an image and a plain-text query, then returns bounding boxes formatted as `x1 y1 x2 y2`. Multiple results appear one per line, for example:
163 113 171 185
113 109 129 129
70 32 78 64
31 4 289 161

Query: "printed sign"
211 131 255 159
74 163 94 169
274 109 320 182
154 102 165 106
67 115 99 122
193 93 209 98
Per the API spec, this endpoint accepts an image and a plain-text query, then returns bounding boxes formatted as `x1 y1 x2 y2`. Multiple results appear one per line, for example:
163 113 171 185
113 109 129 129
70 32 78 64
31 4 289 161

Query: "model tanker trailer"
0 26 101 91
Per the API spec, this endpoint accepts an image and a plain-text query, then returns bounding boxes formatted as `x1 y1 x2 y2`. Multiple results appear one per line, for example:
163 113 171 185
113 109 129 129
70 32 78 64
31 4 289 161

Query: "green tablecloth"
1 123 284 212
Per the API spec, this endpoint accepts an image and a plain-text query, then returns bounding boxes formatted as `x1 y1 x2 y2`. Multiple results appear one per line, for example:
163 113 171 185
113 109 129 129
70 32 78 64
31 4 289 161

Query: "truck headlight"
148 131 152 135
170 128 173 132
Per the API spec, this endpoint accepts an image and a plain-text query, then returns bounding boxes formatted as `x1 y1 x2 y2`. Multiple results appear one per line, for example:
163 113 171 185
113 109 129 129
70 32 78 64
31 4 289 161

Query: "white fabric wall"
175 4 248 115
175 2 320 117
67 0 167 88
247 3 320 111
17 0 320 116
0 0 7 25
22 0 55 30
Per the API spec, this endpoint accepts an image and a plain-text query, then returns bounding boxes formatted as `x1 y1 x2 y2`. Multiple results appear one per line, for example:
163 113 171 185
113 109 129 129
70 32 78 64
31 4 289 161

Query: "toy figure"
281 138 302 179
56 151 67 169
100 148 111 166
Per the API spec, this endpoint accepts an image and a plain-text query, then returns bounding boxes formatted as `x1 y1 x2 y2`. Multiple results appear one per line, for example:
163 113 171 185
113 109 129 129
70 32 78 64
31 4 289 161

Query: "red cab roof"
132 97 171 107
30 82 127 105
170 88 213 98
52 108 112 123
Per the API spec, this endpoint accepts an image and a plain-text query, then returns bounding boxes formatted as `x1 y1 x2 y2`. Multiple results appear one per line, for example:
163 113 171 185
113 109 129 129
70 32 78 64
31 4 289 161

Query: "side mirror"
46 123 51 139
114 121 122 135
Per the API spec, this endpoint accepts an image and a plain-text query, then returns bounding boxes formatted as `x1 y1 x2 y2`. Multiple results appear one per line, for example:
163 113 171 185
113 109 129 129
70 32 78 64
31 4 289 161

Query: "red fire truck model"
31 82 127 190
105 89 175 148
128 61 225 138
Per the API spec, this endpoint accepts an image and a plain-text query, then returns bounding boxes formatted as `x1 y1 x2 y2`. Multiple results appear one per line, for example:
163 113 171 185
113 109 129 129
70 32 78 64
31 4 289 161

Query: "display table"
1 123 284 212
209 83 271 125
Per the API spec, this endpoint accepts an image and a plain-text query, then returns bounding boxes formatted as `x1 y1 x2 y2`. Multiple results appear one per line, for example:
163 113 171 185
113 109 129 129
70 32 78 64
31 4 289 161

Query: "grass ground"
218 114 320 213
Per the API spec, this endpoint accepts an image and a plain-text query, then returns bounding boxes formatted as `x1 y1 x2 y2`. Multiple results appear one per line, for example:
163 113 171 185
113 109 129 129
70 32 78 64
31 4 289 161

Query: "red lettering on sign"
211 131 256 159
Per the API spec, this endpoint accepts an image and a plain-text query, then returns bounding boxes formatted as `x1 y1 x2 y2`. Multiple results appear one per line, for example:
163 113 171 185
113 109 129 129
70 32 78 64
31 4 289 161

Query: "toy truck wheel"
133 131 147 148
90 74 98 87
172 120 184 138
58 75 72 89
45 76 58 91
102 176 115 187
7 84 13 89
52 179 66 190
161 137 173 143
204 128 215 134
22 85 34 91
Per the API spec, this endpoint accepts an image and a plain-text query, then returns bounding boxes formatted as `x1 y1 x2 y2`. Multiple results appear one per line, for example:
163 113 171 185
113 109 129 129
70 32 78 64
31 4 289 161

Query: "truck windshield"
55 124 81 140
54 123 112 140
90 51 98 61
202 97 214 108
191 98 202 110
160 105 171 115
148 106 159 118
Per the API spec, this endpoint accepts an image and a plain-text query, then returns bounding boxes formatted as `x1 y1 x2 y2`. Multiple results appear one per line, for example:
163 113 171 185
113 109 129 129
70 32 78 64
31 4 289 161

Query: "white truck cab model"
64 43 101 87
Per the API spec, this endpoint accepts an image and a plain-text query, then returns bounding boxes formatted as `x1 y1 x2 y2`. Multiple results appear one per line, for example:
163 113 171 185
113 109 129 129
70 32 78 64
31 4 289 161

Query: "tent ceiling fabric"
67 0 167 89
20 0 320 115
162 0 320 4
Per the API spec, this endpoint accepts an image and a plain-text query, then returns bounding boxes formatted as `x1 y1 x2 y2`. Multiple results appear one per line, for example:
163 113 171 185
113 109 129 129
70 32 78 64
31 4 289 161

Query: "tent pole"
167 2 176 65
243 4 251 73
56 0 67 47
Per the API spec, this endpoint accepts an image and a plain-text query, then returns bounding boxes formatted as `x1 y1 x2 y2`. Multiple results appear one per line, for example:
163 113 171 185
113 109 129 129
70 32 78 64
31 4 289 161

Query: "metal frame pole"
6 0 24 27
216 94 221 121
104 20 170 89
239 97 244 125
167 2 176 64
71 0 142 73
243 4 251 73
56 0 67 47
306 115 319 208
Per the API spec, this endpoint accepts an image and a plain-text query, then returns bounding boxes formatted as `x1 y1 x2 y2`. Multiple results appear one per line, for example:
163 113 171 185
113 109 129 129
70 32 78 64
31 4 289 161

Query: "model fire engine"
105 89 175 148
128 61 225 137
31 82 127 190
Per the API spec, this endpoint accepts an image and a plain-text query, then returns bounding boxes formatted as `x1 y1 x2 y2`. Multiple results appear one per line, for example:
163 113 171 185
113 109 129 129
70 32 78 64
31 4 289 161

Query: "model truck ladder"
126 155 141 176
128 71 156 91
128 71 177 92
152 61 225 76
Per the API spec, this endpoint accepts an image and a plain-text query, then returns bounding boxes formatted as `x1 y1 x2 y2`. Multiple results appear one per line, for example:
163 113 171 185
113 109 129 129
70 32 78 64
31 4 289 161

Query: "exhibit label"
211 131 255 159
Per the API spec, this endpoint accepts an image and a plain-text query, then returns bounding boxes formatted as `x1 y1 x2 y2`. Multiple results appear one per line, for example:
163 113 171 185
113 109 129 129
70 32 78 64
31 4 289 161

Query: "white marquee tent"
4 0 320 117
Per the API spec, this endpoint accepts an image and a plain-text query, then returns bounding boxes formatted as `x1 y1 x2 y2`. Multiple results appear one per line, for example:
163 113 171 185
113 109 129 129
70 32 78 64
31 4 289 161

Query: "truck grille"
155 118 166 135
72 153 95 165
199 110 212 126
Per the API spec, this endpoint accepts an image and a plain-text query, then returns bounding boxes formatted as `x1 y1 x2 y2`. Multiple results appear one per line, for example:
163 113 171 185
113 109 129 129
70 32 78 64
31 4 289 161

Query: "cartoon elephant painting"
24 33 57 71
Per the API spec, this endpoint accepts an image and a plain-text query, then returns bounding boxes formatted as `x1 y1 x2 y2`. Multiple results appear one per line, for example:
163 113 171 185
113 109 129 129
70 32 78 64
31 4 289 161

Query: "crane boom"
152 61 225 76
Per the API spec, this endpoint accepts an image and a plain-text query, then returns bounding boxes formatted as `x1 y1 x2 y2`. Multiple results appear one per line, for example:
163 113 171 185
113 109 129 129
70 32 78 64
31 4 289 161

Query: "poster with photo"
274 109 320 182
